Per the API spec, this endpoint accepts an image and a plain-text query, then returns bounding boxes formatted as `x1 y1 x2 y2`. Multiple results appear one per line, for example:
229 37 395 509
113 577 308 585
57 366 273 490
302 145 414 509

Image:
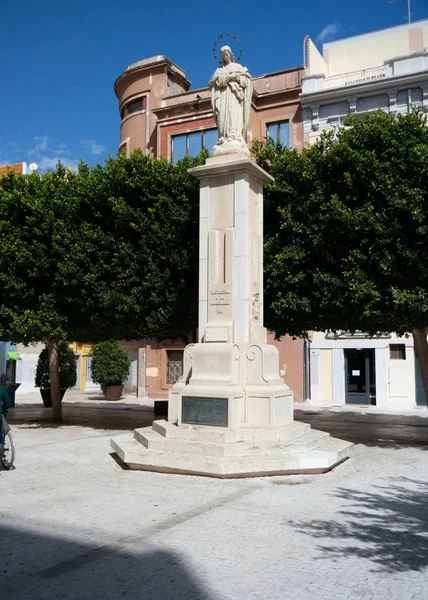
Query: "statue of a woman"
209 46 252 156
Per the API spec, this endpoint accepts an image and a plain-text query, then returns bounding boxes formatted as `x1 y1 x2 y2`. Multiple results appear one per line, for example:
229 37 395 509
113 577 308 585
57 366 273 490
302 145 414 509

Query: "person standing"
0 385 14 441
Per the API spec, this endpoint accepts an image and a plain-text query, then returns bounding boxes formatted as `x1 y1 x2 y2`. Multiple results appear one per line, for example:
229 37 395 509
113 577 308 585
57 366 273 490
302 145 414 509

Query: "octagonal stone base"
111 420 353 478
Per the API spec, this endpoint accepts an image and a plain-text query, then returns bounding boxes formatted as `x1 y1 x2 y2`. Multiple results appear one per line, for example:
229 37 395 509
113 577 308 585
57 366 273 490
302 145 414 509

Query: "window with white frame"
171 129 218 165
266 121 290 147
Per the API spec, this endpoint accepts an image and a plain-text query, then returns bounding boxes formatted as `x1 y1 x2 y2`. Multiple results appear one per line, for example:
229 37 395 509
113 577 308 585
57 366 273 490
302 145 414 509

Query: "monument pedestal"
111 154 353 477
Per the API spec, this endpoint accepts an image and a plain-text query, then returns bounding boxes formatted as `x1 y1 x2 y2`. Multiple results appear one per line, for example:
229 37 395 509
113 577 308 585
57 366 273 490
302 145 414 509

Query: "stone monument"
111 40 353 477
209 45 252 157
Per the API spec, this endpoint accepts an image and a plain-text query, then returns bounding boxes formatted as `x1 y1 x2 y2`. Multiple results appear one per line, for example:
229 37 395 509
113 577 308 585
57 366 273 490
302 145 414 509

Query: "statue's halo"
213 33 243 65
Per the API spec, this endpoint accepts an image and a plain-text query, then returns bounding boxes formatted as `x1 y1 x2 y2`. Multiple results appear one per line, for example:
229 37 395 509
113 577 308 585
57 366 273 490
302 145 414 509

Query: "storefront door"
345 349 376 405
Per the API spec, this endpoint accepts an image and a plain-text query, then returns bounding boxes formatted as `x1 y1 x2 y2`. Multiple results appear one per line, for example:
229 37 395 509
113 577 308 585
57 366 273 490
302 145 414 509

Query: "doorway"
71 354 81 390
345 349 376 405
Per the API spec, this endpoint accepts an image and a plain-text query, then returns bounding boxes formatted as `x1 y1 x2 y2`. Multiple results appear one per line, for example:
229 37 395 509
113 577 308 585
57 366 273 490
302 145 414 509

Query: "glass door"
345 349 376 405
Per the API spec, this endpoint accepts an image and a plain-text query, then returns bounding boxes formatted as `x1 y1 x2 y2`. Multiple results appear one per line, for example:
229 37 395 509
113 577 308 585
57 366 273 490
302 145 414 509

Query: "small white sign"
352 370 360 376
205 327 228 342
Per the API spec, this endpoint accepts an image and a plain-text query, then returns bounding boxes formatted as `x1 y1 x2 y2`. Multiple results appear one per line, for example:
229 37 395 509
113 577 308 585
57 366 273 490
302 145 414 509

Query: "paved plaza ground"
1 394 428 599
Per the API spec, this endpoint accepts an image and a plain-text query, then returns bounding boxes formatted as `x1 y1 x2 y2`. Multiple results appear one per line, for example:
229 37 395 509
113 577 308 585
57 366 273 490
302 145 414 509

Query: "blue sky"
1 0 426 171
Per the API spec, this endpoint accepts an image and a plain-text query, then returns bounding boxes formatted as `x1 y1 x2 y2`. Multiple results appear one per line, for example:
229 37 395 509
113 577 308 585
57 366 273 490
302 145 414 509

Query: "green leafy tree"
0 151 202 420
74 150 202 342
0 164 93 420
254 110 428 406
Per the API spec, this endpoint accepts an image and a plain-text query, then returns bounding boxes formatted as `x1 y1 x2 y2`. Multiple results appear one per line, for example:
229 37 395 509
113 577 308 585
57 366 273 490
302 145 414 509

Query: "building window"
121 97 146 119
390 344 406 360
171 129 218 165
118 138 130 157
266 121 290 147
166 350 184 384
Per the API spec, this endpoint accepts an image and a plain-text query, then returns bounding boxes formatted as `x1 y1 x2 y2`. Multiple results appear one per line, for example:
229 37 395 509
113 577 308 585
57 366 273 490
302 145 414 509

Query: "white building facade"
301 20 428 409
301 19 428 145
309 332 425 409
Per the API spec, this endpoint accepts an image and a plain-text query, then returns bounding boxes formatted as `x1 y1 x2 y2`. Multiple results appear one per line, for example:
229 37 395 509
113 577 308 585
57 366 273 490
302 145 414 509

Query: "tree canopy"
73 150 202 341
0 151 203 345
0 164 88 343
0 150 203 419
254 109 428 404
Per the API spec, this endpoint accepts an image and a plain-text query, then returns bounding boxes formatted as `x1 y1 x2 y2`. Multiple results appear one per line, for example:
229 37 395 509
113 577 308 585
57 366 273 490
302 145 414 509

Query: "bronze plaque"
182 396 228 427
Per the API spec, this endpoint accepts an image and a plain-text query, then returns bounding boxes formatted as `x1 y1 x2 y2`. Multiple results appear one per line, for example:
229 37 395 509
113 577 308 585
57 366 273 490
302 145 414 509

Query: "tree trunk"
47 339 63 422
412 328 428 407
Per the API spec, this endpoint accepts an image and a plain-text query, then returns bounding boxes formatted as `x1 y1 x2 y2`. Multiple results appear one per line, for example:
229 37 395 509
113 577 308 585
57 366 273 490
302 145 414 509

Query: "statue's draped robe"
209 62 252 145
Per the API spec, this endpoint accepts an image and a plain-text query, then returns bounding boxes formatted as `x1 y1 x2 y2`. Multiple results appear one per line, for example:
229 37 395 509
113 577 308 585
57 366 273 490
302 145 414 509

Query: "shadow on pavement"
8 405 155 432
3 522 215 600
291 476 428 573
294 409 428 448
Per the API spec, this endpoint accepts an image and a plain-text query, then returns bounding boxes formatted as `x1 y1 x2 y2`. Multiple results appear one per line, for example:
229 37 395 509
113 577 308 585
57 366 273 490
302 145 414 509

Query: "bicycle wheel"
0 431 15 470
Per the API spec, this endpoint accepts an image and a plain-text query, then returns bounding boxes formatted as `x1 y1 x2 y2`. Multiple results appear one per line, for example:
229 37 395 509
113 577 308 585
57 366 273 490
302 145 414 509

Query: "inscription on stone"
208 284 232 322
182 396 228 427
209 289 231 305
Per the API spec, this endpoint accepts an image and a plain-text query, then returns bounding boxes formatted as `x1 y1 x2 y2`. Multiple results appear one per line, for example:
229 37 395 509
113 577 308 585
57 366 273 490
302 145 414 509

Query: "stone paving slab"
1 420 427 599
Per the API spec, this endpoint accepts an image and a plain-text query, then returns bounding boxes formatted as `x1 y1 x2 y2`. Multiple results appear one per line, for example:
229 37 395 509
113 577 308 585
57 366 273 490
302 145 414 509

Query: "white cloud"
316 23 341 43
57 143 69 155
37 156 79 172
81 138 106 155
22 136 79 172
0 158 14 167
0 134 81 173
28 135 49 156
0 143 18 167
0 140 19 167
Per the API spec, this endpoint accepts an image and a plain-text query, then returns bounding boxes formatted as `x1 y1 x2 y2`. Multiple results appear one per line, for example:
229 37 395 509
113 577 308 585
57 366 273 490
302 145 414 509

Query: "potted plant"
90 341 131 401
35 342 77 407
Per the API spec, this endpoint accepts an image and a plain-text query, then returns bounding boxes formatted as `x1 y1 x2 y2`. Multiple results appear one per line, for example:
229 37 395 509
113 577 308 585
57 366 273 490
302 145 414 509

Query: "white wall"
310 334 417 409
323 21 428 77
15 343 45 394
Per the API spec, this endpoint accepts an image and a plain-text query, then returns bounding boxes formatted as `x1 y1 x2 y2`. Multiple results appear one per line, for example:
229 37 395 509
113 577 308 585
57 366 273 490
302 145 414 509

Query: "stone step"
284 429 331 453
152 420 240 443
134 427 155 448
151 420 310 444
111 434 149 463
232 429 330 457
111 432 353 477
297 436 354 468
135 428 235 457
133 425 329 458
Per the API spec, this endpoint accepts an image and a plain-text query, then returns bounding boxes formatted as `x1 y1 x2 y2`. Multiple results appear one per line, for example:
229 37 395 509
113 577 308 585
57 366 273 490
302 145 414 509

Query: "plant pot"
103 385 124 401
40 388 66 408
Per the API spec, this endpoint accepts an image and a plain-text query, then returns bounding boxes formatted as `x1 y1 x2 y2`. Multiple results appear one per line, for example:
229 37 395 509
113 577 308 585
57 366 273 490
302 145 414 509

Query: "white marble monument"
209 45 252 157
111 47 353 477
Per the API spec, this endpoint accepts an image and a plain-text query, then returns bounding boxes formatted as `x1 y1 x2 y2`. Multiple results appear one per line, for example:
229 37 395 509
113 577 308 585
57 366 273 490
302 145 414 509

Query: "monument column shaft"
233 172 264 344
196 163 266 346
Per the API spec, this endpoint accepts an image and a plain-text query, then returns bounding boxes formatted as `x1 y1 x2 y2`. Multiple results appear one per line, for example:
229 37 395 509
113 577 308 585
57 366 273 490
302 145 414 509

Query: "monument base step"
111 420 353 478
